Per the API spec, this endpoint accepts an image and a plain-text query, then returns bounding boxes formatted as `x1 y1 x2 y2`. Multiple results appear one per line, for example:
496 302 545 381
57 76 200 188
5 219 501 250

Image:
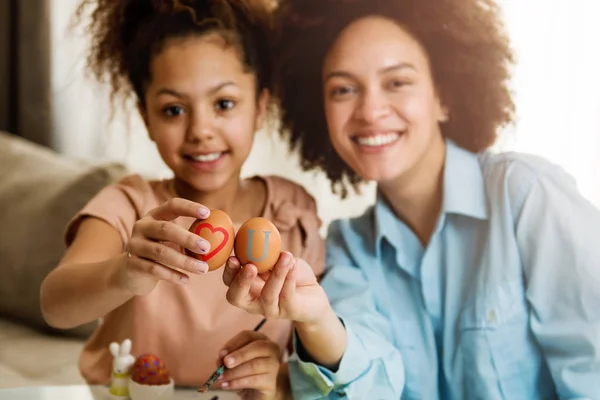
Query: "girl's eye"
216 99 235 111
330 85 356 99
162 106 185 117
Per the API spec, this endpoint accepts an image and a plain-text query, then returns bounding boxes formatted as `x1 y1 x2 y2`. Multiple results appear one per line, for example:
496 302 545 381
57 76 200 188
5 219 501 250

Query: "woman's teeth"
190 152 222 162
356 133 401 147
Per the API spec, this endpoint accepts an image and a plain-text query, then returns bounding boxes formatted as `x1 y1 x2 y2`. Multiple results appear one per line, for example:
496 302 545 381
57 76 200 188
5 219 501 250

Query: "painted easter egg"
186 209 235 271
130 354 171 386
234 217 282 273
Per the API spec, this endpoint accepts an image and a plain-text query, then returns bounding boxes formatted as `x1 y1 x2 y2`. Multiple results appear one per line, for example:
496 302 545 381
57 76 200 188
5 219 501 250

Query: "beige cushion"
0 131 127 338
0 318 84 388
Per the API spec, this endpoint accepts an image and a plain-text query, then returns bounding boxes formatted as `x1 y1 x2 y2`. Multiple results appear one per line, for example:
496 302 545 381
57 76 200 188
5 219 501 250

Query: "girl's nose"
186 111 215 143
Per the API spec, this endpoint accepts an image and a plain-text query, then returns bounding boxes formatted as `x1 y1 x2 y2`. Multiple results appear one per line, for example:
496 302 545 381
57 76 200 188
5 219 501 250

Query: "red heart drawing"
194 223 230 261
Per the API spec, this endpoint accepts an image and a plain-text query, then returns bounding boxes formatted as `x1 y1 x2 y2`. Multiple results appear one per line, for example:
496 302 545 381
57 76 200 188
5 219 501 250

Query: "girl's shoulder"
259 175 325 275
261 175 318 212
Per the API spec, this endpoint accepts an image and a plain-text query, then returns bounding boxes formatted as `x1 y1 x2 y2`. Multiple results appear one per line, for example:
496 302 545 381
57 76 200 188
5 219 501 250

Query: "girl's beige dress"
64 174 325 387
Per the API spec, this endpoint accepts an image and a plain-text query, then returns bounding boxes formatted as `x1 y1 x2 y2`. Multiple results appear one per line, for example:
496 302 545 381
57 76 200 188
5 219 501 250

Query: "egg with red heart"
186 209 235 271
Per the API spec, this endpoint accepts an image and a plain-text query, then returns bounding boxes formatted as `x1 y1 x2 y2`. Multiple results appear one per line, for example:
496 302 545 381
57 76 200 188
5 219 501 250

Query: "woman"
222 0 600 398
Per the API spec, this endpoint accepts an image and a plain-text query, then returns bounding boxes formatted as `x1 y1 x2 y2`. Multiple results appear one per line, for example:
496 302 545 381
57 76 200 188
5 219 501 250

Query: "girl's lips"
184 152 228 171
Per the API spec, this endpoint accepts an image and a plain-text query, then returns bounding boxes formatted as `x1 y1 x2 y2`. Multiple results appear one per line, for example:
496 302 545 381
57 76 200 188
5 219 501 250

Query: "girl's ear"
254 89 270 130
138 101 155 141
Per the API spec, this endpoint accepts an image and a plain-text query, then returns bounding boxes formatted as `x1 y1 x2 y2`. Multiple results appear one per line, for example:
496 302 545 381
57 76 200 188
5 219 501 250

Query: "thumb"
292 258 318 286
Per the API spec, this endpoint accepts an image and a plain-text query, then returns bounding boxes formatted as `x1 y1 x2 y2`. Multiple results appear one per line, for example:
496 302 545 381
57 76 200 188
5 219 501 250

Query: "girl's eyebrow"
155 81 238 98
324 62 417 83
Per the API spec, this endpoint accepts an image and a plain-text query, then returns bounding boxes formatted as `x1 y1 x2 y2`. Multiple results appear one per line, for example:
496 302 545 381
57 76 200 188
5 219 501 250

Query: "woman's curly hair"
274 0 516 197
76 0 276 107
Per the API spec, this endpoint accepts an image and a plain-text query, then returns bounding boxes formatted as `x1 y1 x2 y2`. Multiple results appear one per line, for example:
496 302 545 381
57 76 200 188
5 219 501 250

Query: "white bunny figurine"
109 338 136 399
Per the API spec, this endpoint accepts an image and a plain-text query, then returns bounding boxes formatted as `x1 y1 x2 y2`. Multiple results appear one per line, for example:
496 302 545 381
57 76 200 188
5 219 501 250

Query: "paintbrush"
197 318 267 393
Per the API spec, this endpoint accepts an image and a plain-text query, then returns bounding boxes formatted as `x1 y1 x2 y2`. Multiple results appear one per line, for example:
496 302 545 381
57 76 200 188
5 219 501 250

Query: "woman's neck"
379 135 446 247
171 175 266 225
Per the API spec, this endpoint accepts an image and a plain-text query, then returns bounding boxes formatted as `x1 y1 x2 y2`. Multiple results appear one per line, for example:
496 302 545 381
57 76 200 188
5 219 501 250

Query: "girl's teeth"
191 152 222 162
356 133 400 147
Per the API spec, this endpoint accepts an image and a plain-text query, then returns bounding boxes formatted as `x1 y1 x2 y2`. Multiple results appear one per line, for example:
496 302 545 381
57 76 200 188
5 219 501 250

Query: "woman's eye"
216 99 235 111
162 106 185 117
387 79 410 90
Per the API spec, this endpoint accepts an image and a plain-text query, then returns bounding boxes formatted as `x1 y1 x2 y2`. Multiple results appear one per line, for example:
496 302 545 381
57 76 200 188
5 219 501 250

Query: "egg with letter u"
234 217 282 273
186 209 235 271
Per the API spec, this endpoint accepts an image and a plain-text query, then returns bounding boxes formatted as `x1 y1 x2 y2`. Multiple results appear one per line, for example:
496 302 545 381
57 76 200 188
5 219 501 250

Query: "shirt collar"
374 139 488 249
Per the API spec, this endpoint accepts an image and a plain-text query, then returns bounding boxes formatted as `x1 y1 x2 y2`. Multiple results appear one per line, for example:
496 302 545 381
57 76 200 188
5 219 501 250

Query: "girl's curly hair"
273 0 516 198
76 0 276 107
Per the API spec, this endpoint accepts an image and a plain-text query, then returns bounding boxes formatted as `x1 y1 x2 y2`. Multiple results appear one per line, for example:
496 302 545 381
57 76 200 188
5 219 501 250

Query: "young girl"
223 0 600 398
40 0 324 397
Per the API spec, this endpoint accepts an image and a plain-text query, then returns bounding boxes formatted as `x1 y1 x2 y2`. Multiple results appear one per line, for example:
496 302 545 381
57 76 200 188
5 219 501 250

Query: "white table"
0 385 239 399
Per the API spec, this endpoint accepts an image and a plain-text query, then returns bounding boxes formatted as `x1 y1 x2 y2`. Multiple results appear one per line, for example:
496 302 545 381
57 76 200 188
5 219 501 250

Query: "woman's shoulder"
478 149 580 214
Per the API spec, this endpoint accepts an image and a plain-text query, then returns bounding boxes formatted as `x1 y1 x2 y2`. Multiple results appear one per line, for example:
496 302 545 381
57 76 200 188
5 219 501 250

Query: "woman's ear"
138 101 155 141
254 89 270 130
439 105 449 123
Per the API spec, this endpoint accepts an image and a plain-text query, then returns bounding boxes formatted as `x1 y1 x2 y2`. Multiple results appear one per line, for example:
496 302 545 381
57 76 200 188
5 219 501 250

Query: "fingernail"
243 266 254 278
227 257 240 268
220 381 229 388
180 276 189 284
198 239 210 253
198 207 210 218
195 261 208 274
283 252 293 267
225 356 235 367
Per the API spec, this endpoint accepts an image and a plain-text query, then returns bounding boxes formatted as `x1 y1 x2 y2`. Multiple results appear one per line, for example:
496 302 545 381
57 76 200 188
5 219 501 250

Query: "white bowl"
128 377 175 399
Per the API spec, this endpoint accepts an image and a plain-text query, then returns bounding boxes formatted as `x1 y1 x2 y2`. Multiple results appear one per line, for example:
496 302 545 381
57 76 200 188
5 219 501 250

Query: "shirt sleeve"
515 162 600 399
288 220 405 399
64 174 147 250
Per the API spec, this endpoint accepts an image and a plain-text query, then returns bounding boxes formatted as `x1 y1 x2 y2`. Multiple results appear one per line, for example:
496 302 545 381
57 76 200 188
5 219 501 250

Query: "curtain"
0 0 53 147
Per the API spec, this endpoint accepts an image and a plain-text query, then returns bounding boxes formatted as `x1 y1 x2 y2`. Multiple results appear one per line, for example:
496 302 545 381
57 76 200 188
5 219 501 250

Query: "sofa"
0 131 128 388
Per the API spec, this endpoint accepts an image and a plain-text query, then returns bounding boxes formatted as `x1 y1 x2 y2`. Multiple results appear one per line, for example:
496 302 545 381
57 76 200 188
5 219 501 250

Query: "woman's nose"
354 89 391 124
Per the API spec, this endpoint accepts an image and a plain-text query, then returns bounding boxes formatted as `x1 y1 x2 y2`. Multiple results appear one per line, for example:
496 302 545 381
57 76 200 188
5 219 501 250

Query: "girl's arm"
41 198 212 329
40 218 133 329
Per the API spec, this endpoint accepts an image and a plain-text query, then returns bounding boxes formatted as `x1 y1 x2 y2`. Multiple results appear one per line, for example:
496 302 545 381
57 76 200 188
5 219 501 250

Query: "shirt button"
487 309 497 323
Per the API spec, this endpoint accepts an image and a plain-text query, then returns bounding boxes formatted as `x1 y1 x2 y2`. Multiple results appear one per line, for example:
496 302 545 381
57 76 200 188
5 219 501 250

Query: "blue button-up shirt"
289 140 600 399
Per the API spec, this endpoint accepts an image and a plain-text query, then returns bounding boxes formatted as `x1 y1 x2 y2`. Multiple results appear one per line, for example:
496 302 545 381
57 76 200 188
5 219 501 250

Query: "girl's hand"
120 198 212 295
212 331 282 400
222 252 331 326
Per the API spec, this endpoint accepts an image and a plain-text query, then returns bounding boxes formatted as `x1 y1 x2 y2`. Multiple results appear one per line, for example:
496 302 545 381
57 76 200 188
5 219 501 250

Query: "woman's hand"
119 198 212 296
212 330 283 400
222 252 331 326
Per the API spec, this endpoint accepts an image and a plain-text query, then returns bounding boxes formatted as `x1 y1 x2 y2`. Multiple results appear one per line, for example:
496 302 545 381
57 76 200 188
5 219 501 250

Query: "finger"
218 331 270 363
280 261 297 303
215 330 263 366
128 253 190 284
149 198 209 221
223 256 241 287
260 252 294 318
142 219 210 255
221 339 280 371
129 238 208 274
225 264 259 310
216 357 279 388
213 371 275 391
